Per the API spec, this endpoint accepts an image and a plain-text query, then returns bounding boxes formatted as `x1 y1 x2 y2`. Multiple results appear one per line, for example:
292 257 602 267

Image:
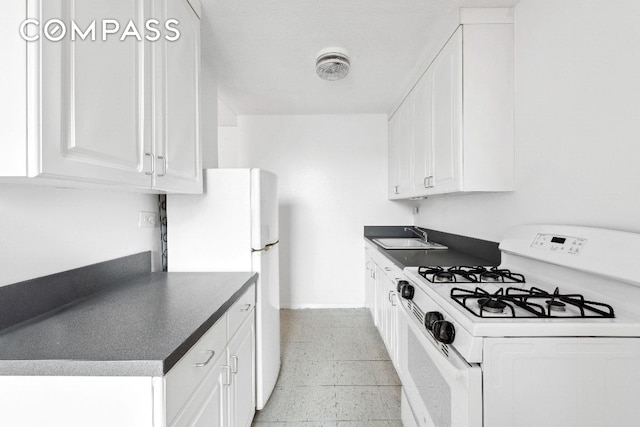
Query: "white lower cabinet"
374 265 386 331
170 309 255 427
366 244 404 371
381 271 396 356
227 314 256 427
167 284 256 427
165 311 229 426
170 357 228 427
0 284 256 427
364 254 376 320
379 269 400 367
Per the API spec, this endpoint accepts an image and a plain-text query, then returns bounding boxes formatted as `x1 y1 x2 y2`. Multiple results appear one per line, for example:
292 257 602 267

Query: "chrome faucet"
404 227 428 242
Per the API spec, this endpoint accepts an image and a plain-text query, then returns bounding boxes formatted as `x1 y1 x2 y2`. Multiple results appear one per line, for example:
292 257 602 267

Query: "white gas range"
396 225 640 427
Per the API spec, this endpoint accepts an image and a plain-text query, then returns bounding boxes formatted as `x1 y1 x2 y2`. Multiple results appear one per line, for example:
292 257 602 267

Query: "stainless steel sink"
372 238 448 250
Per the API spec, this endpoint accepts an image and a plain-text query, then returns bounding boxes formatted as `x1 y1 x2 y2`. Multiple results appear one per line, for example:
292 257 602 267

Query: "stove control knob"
432 320 456 344
400 283 414 300
424 311 444 332
396 280 409 293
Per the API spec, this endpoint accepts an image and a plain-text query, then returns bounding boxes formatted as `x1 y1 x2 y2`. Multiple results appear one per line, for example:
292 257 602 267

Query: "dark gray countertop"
372 243 497 269
364 226 500 269
0 272 257 377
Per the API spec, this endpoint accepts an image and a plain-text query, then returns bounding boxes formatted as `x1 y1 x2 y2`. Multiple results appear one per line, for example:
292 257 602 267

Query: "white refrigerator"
167 168 280 410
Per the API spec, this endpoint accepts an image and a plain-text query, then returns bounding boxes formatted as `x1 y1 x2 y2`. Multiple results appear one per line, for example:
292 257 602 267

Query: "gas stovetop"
450 283 615 319
400 225 640 363
417 265 615 318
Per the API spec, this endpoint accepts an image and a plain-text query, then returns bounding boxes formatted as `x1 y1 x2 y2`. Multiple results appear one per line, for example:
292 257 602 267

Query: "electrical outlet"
138 211 158 228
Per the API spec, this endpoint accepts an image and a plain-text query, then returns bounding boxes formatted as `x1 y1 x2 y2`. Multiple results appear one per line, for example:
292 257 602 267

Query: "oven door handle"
399 299 465 382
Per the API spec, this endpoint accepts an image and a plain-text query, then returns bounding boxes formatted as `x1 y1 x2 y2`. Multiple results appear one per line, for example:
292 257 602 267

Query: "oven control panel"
531 233 587 255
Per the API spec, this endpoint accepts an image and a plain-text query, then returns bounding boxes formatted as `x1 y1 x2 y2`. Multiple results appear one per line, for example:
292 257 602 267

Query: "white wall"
0 184 160 287
218 126 240 168
223 115 412 308
414 0 640 242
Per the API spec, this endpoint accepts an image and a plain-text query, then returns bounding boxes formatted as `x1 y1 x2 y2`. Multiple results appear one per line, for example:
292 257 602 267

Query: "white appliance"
167 168 280 410
397 224 640 427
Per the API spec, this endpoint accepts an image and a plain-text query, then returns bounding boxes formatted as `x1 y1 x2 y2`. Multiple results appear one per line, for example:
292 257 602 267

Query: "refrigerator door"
251 169 279 250
167 169 252 272
252 242 280 410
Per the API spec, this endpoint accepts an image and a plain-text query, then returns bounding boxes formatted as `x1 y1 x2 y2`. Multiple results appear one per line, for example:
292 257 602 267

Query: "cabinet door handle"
240 303 252 312
424 176 429 188
388 290 394 302
157 155 167 177
144 153 155 176
394 185 399 194
384 267 392 272
390 292 396 306
230 355 239 374
428 176 434 188
195 350 215 367
222 365 232 386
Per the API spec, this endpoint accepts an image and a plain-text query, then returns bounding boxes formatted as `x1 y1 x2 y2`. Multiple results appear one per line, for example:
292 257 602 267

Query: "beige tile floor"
252 309 402 427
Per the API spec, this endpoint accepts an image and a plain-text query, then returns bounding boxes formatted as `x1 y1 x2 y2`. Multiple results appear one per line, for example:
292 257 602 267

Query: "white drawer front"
165 314 227 425
371 251 404 280
227 285 256 340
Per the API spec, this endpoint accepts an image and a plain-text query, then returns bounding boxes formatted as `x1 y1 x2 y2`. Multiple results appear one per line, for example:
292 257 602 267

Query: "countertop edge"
364 236 406 270
0 272 259 378
162 272 258 375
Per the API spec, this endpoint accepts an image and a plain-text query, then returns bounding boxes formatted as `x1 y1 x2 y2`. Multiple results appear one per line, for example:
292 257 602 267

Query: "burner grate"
450 286 615 318
418 266 525 284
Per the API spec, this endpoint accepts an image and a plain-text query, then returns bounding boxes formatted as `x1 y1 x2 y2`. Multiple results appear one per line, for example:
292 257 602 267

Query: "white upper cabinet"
388 11 515 199
387 110 401 198
0 0 202 193
388 92 414 199
39 0 151 187
411 67 435 194
153 0 202 193
431 28 463 194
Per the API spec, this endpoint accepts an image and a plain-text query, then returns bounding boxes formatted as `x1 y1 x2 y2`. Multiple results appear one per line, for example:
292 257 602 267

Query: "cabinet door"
412 69 435 193
365 255 376 319
396 96 414 196
170 358 229 427
154 0 202 193
377 269 396 352
39 0 151 187
374 265 385 335
387 112 401 199
383 274 392 349
228 312 255 427
383 274 397 359
431 27 463 194
396 299 408 381
390 290 399 369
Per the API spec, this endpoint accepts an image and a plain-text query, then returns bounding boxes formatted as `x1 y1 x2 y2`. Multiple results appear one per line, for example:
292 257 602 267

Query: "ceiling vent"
315 48 350 81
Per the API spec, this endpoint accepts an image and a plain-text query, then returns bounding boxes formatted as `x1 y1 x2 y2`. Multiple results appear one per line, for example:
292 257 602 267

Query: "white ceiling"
203 0 519 116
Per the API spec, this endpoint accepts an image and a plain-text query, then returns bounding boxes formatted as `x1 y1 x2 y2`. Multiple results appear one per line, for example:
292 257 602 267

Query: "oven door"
398 298 482 427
